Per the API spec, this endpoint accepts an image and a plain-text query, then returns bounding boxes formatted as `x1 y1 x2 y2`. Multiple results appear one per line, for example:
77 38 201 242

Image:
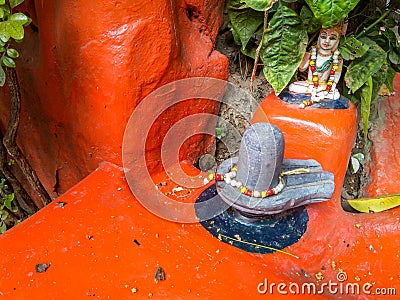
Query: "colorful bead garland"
300 47 340 108
204 165 285 198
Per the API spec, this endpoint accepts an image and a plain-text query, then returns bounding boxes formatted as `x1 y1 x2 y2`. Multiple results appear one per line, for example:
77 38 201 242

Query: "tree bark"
2 67 51 207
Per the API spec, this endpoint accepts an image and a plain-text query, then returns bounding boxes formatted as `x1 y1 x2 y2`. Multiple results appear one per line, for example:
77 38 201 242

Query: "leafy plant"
0 0 50 231
215 127 226 139
227 0 399 138
0 0 31 85
0 177 18 233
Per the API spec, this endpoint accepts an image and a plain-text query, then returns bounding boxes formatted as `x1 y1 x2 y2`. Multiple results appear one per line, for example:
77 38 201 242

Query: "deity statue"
287 24 343 108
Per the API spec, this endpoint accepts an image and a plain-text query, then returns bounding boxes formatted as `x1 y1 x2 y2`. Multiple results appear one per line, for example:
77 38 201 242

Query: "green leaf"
347 193 400 213
389 47 400 65
384 18 396 29
0 221 6 233
385 64 396 92
371 62 388 101
2 56 15 68
6 48 18 58
339 36 369 61
0 210 8 221
244 0 277 11
342 83 358 104
344 38 386 93
240 37 259 58
0 0 5 6
0 4 10 17
9 0 25 9
228 0 264 51
304 0 361 29
9 12 31 26
360 76 373 139
3 21 23 40
300 5 321 34
0 22 10 42
0 13 32 41
4 193 14 210
0 65 5 86
260 5 307 94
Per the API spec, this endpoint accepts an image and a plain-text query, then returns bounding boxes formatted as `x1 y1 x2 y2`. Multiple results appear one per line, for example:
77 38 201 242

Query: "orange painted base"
0 95 399 299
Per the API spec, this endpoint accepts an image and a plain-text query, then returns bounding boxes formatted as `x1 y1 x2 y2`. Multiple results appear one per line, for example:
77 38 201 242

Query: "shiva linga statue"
288 24 343 108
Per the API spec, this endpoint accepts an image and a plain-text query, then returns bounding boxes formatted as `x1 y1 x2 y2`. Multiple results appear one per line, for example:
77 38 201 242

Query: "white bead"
311 55 316 59
224 176 231 184
333 59 339 64
334 50 340 56
253 191 261 198
203 178 210 185
231 171 237 178
235 181 242 188
230 179 237 186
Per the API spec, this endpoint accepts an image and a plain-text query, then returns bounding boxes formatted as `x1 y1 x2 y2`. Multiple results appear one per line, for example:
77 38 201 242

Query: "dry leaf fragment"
36 263 51 273
155 266 166 283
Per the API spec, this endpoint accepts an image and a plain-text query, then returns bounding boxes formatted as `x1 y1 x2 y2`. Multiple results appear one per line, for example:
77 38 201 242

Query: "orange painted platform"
1 94 400 299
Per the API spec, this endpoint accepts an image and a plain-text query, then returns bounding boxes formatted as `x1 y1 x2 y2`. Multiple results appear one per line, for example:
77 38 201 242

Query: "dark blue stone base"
195 185 309 254
279 89 350 109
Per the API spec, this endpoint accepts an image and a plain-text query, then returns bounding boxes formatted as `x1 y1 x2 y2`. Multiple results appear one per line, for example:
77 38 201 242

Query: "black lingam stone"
195 123 334 254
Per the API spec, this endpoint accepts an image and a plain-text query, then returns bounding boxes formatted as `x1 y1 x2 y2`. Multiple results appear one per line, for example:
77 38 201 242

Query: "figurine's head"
317 24 341 52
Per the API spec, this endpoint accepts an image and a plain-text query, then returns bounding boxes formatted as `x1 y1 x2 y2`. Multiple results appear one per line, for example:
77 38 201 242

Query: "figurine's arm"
299 52 311 72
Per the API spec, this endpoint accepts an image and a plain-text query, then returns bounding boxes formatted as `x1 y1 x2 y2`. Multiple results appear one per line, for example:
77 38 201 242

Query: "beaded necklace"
204 165 285 198
204 165 311 199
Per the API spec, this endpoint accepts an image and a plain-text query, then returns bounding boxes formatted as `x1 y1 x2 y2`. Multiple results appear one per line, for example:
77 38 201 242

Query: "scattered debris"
300 268 311 278
355 223 361 229
117 187 123 191
369 244 377 253
86 235 94 240
355 275 361 282
86 291 96 297
131 287 138 293
331 261 336 269
315 272 324 280
148 292 153 297
172 187 184 193
134 239 141 246
155 233 159 238
56 201 67 207
35 263 51 273
233 234 242 241
154 266 166 283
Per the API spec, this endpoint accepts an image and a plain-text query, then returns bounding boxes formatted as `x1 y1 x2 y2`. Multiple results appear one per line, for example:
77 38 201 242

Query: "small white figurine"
288 24 343 108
